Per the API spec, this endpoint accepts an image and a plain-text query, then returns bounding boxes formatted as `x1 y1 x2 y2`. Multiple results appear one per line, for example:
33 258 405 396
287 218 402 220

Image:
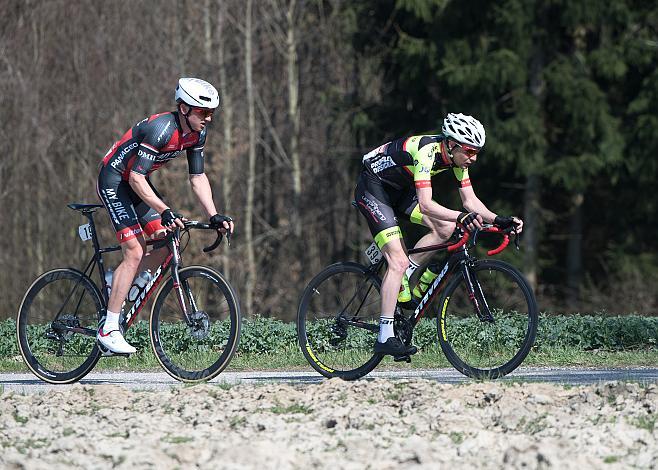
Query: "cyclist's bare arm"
189 173 218 218
458 185 497 223
128 172 169 214
189 174 234 233
416 186 462 223
459 185 524 233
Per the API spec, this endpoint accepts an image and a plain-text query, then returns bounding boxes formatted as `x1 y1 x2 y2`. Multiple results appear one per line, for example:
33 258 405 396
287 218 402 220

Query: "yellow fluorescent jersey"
362 134 471 191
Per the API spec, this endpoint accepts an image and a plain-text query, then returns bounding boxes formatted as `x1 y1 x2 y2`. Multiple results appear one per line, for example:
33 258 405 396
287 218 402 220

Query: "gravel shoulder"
1 378 656 469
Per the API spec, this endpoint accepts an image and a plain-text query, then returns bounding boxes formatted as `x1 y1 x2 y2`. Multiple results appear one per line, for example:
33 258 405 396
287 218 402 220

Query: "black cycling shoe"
397 299 419 311
373 337 418 357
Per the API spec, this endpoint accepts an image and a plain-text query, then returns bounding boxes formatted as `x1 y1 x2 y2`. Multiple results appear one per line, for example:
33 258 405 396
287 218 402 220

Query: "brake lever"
226 230 231 247
510 227 520 250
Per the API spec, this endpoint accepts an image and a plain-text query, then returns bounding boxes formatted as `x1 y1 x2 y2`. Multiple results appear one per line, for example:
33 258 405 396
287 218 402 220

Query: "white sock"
378 316 395 343
405 258 421 280
103 310 120 333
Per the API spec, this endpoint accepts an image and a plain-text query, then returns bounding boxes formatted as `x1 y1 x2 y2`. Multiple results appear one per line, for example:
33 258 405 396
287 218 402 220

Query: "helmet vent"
199 96 211 102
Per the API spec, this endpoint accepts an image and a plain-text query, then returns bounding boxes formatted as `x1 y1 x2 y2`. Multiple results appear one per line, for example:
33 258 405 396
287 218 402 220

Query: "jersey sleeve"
131 116 172 176
132 143 159 175
186 129 206 175
412 143 438 189
453 167 471 188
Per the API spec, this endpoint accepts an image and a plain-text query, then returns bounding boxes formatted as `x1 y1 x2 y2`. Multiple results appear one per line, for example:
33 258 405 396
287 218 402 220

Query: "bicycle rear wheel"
16 268 103 384
437 259 538 379
150 266 241 382
297 262 383 380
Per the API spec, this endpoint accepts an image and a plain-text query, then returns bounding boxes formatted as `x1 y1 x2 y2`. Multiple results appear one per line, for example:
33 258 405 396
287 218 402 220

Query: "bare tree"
244 0 258 315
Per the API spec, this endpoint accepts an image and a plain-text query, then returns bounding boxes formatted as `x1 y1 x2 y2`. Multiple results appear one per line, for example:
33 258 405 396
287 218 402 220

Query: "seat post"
82 210 108 286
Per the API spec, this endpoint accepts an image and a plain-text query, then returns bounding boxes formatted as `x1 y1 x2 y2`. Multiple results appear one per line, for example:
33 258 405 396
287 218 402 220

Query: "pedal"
394 354 411 363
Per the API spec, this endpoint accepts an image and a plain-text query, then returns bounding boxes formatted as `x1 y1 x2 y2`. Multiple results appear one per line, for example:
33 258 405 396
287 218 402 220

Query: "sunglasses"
453 143 479 157
191 107 215 119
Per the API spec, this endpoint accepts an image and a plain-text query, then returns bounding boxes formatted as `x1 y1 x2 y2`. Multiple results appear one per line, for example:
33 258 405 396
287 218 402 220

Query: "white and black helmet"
175 77 220 109
442 113 486 148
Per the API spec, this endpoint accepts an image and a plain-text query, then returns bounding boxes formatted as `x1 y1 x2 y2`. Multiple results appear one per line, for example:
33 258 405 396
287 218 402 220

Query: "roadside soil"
1 379 656 469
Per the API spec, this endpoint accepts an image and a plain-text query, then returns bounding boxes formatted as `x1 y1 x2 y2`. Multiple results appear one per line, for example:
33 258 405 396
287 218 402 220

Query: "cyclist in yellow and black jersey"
355 113 524 357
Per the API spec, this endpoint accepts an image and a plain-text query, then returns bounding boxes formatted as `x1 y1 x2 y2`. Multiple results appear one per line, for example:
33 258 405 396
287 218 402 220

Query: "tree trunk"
217 0 233 278
524 23 546 291
566 192 584 310
244 0 257 315
523 174 541 289
203 0 212 64
286 0 302 238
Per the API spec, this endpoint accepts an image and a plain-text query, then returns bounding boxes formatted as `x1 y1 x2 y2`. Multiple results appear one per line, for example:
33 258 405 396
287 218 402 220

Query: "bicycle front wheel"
297 262 383 380
16 268 103 384
150 266 241 382
437 259 538 379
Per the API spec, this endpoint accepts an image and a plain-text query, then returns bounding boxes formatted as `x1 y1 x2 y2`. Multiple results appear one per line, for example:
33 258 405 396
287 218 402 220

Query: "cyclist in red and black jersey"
96 78 234 354
355 113 523 358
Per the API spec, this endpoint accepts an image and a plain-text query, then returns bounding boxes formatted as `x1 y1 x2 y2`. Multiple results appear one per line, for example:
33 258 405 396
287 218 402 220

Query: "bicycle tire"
436 259 538 379
297 262 383 380
150 265 241 382
17 268 103 384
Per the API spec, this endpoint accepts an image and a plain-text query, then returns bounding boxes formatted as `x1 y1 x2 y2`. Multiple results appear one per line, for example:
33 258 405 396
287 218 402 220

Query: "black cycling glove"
458 211 480 229
494 215 517 229
161 209 183 227
210 214 233 228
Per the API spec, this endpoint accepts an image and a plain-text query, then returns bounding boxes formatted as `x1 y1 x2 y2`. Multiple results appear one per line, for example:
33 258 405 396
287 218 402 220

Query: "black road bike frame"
56 204 225 339
339 225 516 338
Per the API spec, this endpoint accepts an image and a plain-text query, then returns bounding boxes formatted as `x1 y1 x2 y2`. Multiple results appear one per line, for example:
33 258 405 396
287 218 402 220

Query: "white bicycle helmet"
442 113 486 148
175 78 220 109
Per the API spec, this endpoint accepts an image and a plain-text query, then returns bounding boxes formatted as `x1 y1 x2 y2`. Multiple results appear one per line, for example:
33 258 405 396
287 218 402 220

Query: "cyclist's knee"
121 238 146 266
428 219 455 241
383 245 408 274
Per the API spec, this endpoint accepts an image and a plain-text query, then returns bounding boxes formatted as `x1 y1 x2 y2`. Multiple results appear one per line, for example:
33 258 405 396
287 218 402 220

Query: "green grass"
3 345 657 374
3 314 658 375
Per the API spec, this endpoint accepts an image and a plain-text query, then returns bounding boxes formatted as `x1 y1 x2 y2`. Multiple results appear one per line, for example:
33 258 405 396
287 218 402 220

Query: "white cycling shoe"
97 329 136 355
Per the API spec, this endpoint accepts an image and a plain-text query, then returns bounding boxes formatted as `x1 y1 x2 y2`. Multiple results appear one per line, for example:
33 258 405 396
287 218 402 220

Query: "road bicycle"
17 203 241 384
297 223 538 380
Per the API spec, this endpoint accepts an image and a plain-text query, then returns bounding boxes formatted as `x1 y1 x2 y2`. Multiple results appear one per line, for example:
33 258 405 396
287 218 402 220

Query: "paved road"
2 367 657 394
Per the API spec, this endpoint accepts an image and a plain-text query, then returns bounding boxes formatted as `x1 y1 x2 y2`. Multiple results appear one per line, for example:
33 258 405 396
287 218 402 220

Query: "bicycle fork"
168 235 195 324
461 263 495 322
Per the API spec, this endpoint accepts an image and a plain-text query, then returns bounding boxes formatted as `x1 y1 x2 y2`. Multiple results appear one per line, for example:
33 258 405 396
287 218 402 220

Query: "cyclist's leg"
399 194 455 267
133 182 168 273
109 236 147 313
97 176 145 352
354 172 415 356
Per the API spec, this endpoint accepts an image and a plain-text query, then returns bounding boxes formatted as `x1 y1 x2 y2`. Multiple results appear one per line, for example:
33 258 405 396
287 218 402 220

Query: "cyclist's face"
182 104 215 132
450 142 479 168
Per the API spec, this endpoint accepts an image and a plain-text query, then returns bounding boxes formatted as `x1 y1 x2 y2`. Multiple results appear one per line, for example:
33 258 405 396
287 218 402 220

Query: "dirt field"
1 379 656 469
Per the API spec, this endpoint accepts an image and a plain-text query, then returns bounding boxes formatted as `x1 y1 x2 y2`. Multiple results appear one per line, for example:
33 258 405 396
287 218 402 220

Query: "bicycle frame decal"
123 254 173 328
413 260 450 320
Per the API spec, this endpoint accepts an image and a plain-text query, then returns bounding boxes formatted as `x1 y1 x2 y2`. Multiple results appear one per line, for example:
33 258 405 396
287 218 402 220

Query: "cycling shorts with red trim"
97 168 165 243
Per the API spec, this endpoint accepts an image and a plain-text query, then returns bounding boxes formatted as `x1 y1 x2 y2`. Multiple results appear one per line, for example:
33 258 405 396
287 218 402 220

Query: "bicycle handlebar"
447 226 470 252
471 224 518 256
150 220 231 252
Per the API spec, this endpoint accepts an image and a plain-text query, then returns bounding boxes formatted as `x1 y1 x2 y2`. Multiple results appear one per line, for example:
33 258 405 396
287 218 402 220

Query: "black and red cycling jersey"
97 111 207 243
100 111 206 184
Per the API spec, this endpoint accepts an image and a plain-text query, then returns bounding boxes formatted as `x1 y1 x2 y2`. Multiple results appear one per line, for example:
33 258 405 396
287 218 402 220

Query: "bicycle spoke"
17 269 102 383
298 263 383 379
151 267 240 382
438 260 537 379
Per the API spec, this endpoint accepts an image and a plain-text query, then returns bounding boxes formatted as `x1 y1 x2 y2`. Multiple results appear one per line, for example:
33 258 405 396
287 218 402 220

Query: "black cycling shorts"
354 170 423 248
96 168 164 243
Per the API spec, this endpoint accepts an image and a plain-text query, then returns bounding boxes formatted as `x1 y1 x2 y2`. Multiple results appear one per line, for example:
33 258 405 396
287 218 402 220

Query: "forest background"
1 0 656 321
